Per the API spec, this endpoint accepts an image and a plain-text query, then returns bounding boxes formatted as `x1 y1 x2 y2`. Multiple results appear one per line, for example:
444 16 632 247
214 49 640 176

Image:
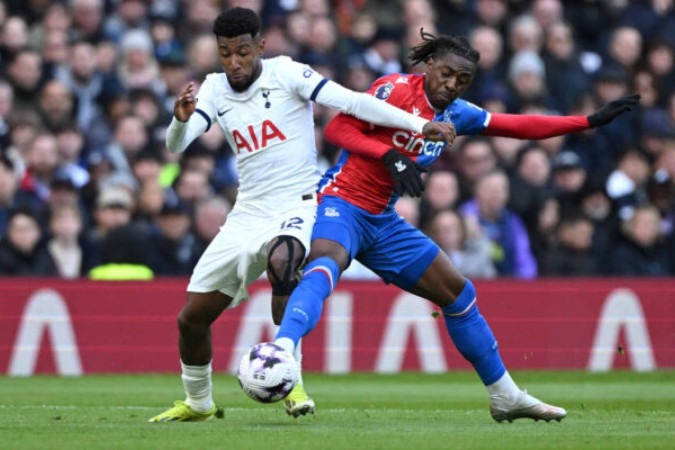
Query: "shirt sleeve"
482 113 590 139
165 79 215 153
281 59 428 133
324 112 391 159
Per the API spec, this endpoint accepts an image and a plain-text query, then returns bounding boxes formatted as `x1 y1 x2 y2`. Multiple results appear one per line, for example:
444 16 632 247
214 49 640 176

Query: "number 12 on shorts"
280 217 304 230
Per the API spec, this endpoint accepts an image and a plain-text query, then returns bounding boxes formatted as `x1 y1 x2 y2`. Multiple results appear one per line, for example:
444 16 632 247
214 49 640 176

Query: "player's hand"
174 82 197 122
421 121 456 143
587 93 640 127
382 149 428 197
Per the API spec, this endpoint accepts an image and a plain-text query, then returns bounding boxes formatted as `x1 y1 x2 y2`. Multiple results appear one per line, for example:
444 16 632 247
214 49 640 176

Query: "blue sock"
276 256 340 347
442 279 506 385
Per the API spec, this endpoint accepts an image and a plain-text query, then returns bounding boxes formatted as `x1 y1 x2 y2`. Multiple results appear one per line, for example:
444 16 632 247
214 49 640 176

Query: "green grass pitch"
1 371 674 450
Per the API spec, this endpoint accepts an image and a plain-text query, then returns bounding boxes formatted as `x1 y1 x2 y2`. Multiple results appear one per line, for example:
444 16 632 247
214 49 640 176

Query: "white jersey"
194 57 323 213
166 56 429 215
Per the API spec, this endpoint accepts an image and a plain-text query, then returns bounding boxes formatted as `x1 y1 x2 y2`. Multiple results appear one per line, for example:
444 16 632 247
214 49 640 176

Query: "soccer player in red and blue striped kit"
274 30 639 422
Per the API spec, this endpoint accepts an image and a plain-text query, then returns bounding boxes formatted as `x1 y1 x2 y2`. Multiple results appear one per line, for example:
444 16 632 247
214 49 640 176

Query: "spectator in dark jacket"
0 207 57 275
608 203 672 276
540 213 599 276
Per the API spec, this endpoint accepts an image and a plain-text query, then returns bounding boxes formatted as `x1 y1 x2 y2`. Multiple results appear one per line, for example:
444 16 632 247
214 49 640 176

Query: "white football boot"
490 390 567 423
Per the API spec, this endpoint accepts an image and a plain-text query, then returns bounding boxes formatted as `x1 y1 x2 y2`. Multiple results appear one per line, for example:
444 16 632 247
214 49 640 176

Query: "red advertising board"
1 278 674 375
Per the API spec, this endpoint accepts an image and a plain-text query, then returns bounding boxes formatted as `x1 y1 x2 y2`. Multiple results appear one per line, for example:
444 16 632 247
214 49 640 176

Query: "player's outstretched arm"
483 93 641 140
314 80 455 143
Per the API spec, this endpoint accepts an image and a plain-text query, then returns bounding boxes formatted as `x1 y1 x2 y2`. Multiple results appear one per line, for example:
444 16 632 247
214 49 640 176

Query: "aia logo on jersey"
375 82 394 100
232 119 287 153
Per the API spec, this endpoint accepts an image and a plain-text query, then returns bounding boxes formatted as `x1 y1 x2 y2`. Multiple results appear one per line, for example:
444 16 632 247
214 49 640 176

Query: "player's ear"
257 38 265 54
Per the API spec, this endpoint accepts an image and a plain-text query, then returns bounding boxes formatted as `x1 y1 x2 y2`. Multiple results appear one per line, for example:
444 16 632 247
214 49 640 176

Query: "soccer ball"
237 342 298 403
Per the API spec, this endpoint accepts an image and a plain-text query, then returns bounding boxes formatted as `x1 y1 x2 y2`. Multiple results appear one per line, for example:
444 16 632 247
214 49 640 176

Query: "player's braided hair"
409 29 480 66
212 7 261 38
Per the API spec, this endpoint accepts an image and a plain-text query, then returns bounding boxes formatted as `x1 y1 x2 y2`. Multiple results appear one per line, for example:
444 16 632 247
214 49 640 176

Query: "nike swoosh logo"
217 108 231 117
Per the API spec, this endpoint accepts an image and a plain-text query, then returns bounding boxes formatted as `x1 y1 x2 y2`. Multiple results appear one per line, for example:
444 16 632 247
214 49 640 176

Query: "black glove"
381 149 428 197
587 94 640 127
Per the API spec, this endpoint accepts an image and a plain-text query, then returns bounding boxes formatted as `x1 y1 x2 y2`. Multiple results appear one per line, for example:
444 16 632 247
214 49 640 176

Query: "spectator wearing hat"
157 49 191 116
87 186 135 266
48 173 82 213
147 199 201 275
117 28 161 93
550 150 588 216
505 49 556 113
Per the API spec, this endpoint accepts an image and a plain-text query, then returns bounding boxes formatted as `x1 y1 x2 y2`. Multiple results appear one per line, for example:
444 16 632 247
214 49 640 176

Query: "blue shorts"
312 196 440 290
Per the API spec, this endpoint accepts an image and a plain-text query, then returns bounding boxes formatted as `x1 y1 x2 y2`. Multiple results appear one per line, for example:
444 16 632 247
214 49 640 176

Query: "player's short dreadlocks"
409 29 480 66
212 7 261 38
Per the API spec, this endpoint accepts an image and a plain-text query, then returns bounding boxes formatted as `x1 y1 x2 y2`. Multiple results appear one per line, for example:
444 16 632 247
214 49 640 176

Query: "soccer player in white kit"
148 7 456 422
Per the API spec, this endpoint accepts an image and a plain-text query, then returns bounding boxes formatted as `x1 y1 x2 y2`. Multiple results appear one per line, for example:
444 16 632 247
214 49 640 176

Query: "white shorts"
187 199 317 308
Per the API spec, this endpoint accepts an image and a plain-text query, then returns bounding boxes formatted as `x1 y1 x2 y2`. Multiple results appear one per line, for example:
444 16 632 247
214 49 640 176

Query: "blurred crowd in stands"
0 0 673 279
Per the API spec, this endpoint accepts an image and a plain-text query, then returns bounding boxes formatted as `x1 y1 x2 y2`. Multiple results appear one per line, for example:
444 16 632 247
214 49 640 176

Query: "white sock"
294 339 304 386
486 371 522 401
181 360 213 412
275 337 295 355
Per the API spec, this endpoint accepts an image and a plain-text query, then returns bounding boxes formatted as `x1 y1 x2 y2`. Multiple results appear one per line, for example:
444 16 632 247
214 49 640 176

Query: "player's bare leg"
268 236 315 417
149 291 230 422
409 251 567 423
